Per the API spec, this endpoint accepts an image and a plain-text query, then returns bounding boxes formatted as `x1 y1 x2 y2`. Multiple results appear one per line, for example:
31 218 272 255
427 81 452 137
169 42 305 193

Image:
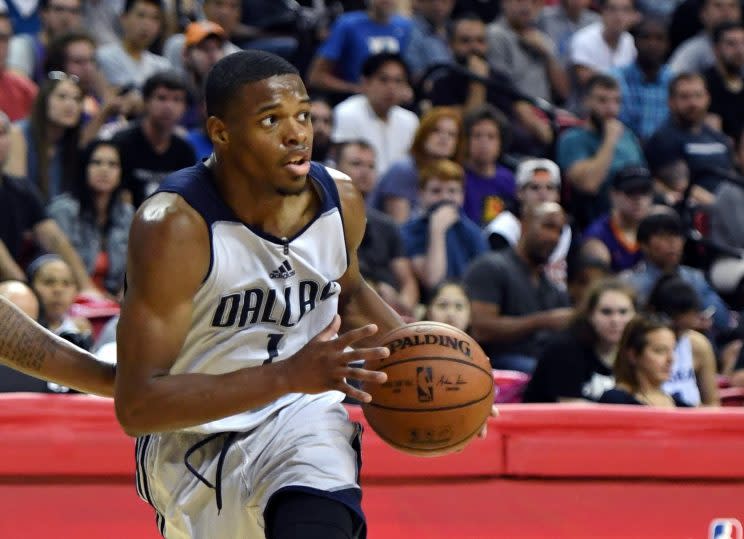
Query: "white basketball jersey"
156 162 349 433
663 333 700 406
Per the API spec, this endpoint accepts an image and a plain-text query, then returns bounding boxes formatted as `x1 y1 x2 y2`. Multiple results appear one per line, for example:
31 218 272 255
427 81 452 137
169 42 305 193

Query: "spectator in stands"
6 72 83 202
599 314 690 406
331 52 419 176
428 13 553 152
613 17 672 141
645 274 720 406
177 22 229 159
163 15 239 76
0 11 37 122
524 278 637 403
704 22 744 142
537 0 600 67
425 280 471 332
402 159 487 294
44 30 137 148
28 254 91 346
200 0 241 47
335 139 419 317
83 0 122 47
310 94 333 164
404 0 455 81
459 104 516 227
0 111 99 294
464 201 573 373
645 72 734 201
623 211 731 333
96 0 170 89
47 140 132 296
669 0 741 74
112 71 195 207
709 172 744 304
369 106 462 224
569 0 638 90
487 0 570 104
485 158 572 288
556 73 645 229
582 165 653 272
307 0 413 97
8 0 82 82
566 254 612 305
0 280 49 392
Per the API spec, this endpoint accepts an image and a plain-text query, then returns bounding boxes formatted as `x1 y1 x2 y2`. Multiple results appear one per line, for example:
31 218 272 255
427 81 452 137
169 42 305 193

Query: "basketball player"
0 294 114 397
114 50 406 539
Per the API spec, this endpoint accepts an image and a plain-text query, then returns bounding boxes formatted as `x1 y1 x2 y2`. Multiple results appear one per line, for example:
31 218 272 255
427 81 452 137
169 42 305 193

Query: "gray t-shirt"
97 42 172 88
463 248 570 360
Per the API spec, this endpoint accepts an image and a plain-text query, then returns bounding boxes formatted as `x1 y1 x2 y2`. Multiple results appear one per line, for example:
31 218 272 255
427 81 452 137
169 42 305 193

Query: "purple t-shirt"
463 166 516 227
583 214 642 272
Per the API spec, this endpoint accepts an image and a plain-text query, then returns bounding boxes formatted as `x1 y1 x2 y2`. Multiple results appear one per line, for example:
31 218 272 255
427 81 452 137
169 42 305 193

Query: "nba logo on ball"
710 518 743 539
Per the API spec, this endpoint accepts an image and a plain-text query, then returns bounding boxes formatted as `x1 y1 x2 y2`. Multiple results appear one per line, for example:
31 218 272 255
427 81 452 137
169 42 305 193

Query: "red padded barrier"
1 395 743 538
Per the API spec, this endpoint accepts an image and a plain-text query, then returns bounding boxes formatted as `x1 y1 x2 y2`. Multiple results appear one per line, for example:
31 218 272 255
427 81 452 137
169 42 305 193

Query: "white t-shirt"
331 94 419 176
570 22 636 73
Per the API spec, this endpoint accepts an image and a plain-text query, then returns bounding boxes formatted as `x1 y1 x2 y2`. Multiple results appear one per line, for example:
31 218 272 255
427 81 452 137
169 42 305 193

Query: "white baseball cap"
515 158 561 188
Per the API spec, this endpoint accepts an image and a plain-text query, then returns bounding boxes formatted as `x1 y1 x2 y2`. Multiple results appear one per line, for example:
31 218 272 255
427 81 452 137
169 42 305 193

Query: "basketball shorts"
134 394 365 538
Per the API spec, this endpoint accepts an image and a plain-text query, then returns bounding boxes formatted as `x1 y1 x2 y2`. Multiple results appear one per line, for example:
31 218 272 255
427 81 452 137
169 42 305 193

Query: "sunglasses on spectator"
48 71 80 84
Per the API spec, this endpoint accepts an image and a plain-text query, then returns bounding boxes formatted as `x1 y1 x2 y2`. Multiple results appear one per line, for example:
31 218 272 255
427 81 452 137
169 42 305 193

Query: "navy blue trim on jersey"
156 161 343 243
265 485 366 539
135 435 166 537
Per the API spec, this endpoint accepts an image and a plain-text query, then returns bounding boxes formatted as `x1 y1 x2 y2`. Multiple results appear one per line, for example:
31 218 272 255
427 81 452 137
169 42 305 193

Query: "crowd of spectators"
3 0 744 407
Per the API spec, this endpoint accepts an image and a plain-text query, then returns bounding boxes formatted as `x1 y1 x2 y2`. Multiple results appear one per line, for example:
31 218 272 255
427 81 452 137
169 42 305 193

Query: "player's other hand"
477 405 499 439
283 314 389 403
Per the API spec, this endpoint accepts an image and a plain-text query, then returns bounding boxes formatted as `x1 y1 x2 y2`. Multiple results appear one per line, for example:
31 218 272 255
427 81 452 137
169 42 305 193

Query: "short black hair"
637 211 684 245
123 0 162 15
45 30 96 74
585 73 619 94
462 103 511 152
646 274 702 317
598 0 636 9
713 21 744 45
142 70 188 100
449 11 483 40
669 72 707 98
205 50 299 119
360 52 410 81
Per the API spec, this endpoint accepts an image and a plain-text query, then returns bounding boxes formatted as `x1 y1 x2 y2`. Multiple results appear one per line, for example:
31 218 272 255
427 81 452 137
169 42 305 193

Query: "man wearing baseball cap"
581 165 654 272
484 158 572 287
163 19 240 76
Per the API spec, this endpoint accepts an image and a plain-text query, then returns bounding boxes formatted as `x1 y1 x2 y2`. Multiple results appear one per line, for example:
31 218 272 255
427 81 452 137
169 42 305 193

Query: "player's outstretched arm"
334 177 406 346
115 194 390 437
0 296 115 397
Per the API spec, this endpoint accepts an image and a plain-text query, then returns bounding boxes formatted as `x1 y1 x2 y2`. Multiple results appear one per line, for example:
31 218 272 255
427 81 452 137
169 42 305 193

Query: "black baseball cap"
611 165 653 194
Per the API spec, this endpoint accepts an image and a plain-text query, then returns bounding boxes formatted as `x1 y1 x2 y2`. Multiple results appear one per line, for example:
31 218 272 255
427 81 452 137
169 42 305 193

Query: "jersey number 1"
264 333 283 364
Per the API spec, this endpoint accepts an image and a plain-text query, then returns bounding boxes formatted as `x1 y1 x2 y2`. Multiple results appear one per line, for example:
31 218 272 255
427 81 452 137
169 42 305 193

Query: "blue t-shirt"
463 166 516 227
401 207 487 282
317 11 412 83
582 214 642 272
556 125 645 229
368 156 419 215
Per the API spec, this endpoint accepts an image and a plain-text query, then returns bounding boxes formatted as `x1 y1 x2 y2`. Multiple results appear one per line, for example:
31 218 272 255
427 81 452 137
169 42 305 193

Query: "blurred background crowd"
2 0 744 407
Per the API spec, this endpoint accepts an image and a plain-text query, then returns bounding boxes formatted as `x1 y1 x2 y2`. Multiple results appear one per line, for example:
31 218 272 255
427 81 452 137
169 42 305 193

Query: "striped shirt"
614 62 672 141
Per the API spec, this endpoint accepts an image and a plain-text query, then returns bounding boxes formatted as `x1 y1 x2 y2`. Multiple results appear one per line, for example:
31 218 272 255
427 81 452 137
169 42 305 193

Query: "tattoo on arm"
0 306 51 372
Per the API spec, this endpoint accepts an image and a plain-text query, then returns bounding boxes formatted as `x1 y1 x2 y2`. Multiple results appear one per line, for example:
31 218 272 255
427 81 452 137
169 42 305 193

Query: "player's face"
427 284 471 331
634 328 676 386
590 290 635 346
219 74 313 195
32 260 78 322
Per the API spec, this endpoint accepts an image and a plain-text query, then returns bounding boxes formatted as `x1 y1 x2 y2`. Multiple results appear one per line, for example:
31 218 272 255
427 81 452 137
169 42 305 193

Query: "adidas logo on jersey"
270 260 296 279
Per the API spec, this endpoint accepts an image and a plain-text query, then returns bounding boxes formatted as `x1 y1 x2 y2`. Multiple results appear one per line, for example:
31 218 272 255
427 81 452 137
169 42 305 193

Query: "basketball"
361 321 494 457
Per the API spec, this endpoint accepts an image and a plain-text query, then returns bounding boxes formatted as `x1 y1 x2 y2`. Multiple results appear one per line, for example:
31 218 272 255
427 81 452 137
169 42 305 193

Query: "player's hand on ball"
284 314 389 403
477 405 499 439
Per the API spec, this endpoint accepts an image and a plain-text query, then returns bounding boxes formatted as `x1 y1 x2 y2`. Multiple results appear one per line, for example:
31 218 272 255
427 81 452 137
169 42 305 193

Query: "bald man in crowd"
463 202 573 373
